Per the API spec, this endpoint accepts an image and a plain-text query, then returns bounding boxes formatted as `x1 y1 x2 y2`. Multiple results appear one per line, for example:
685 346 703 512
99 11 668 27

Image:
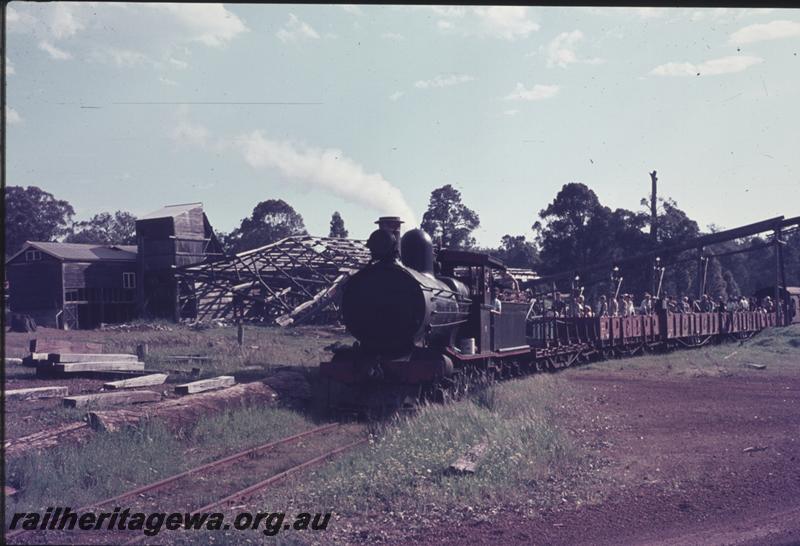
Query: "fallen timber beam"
54 361 145 373
88 382 277 433
174 375 235 395
48 353 138 363
4 422 90 460
104 374 169 389
63 390 161 409
5 386 69 401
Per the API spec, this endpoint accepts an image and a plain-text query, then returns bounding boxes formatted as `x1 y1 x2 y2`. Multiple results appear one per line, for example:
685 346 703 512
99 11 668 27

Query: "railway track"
8 423 367 545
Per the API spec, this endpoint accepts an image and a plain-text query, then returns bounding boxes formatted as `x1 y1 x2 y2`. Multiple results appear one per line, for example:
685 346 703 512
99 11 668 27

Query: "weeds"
4 405 315 528
268 374 577 517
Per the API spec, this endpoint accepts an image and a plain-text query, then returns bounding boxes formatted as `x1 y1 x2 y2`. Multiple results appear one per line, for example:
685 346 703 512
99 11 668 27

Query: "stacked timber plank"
175 375 235 395
29 352 145 376
63 390 161 408
5 386 69 401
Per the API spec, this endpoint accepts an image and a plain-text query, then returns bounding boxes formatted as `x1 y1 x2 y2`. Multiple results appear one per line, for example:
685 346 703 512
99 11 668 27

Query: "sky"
5 4 800 246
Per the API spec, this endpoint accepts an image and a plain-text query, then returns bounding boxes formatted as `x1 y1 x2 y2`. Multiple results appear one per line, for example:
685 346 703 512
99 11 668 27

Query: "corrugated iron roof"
138 202 203 221
11 242 138 262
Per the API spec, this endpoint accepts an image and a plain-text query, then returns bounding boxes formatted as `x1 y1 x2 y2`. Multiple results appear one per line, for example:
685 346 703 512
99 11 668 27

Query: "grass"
4 323 354 376
264 374 580 519
4 405 313 528
578 323 800 377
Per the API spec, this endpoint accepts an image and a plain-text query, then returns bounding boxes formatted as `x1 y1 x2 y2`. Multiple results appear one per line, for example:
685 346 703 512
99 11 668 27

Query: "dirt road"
421 369 800 546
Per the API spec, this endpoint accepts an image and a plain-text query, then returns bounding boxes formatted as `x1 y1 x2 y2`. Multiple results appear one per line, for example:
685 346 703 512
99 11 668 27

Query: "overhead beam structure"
175 236 371 326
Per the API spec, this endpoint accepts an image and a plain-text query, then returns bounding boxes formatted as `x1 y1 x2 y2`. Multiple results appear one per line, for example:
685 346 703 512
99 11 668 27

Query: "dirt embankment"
418 369 800 546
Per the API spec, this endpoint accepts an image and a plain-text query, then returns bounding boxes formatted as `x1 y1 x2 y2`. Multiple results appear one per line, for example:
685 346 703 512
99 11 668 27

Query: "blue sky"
5 4 800 245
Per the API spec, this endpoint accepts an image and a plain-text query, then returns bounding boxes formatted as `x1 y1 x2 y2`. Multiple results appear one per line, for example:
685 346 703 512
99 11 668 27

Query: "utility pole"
649 170 658 294
649 170 658 246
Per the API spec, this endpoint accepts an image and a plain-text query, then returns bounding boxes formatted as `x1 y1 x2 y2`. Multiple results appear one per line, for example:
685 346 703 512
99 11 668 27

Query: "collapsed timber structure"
176 236 372 326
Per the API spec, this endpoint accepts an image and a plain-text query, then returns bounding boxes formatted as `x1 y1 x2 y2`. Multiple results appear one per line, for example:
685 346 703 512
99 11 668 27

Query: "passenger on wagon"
763 296 775 312
716 296 727 312
625 294 636 316
739 296 749 311
609 295 620 317
700 294 714 312
552 294 566 317
639 293 653 315
596 295 609 317
680 296 691 314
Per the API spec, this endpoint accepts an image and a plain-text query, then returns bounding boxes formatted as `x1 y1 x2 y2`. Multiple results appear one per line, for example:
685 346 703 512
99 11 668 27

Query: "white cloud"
730 20 800 45
169 57 189 69
544 30 604 68
236 131 417 223
473 6 539 40
504 83 560 101
381 32 404 41
93 47 152 67
277 13 320 43
171 120 210 148
6 106 23 125
651 55 763 76
155 4 248 47
414 74 475 89
159 76 178 86
6 57 15 76
340 5 364 16
39 41 73 60
504 109 519 116
429 6 468 18
6 6 37 32
426 6 538 40
50 3 85 39
389 91 405 101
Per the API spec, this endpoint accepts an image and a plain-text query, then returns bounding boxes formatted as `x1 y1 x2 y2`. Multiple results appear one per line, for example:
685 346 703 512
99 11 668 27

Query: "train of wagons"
320 217 800 412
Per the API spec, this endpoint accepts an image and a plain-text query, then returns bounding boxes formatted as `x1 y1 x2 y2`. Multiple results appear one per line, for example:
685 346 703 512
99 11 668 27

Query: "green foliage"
64 210 137 245
328 211 348 238
273 375 577 514
227 199 307 252
5 185 75 257
495 234 539 268
420 184 480 249
533 182 649 276
5 406 315 527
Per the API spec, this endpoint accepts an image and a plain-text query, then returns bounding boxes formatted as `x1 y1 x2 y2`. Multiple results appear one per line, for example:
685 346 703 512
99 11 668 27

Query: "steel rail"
122 437 368 545
5 423 340 541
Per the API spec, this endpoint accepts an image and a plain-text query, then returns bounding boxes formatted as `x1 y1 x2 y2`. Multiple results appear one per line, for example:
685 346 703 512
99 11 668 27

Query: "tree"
328 211 348 238
228 199 307 252
65 211 137 245
5 186 75 257
420 184 480 249
495 234 539 269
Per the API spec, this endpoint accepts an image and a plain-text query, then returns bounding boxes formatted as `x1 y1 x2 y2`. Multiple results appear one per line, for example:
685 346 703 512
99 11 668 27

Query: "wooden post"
237 322 244 347
696 248 706 299
649 170 658 294
775 229 786 325
29 339 37 353
136 343 148 361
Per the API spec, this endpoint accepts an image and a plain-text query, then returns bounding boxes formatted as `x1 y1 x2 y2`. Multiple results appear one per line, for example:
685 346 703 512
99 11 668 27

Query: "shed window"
25 250 42 261
123 272 136 289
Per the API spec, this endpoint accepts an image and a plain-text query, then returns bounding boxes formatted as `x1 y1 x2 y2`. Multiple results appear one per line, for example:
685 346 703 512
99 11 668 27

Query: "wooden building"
136 203 224 321
6 242 138 329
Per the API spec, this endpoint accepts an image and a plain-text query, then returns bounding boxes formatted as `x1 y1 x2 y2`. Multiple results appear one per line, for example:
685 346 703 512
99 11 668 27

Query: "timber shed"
6 242 138 329
136 202 224 321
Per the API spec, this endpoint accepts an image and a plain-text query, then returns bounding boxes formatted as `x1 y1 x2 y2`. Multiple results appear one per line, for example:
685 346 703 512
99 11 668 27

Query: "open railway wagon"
320 215 799 415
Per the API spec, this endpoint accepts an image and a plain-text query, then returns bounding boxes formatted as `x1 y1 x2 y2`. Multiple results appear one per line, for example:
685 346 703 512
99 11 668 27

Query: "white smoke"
236 130 416 224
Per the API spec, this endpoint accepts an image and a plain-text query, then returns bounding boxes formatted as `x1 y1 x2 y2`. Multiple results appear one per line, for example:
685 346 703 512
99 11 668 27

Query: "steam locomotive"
320 217 796 413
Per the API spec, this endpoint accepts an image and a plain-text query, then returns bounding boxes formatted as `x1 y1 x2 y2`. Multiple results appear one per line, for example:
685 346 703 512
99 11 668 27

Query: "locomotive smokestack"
375 216 403 243
367 216 404 262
